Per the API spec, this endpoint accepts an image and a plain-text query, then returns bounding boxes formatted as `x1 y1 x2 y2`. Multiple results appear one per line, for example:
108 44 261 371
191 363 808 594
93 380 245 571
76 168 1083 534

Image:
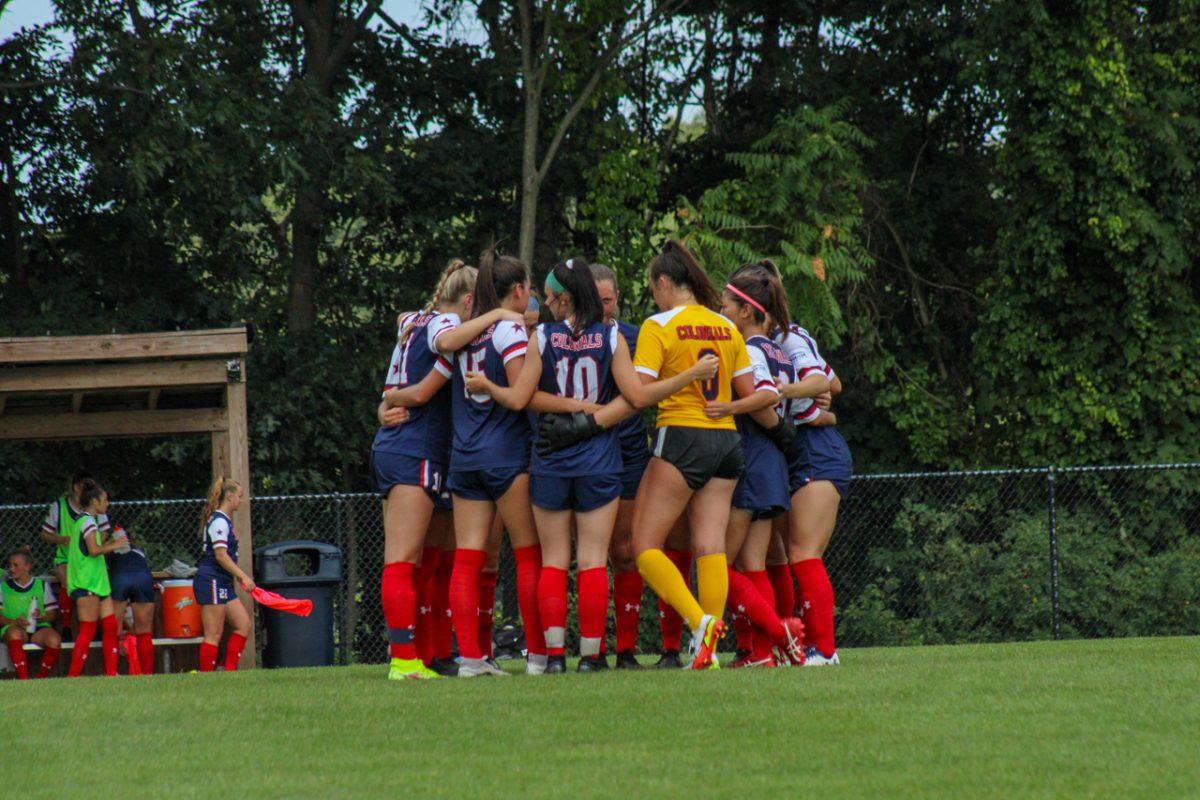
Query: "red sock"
57 586 72 629
577 567 608 657
123 634 142 675
415 547 440 665
224 632 247 671
748 570 780 661
768 563 795 619
659 550 692 651
68 620 96 677
727 568 784 641
512 545 545 657
450 548 486 659
613 570 643 654
100 615 118 676
199 641 218 672
433 550 454 660
37 646 60 678
732 608 753 654
7 639 28 679
381 561 417 660
793 558 836 656
478 570 497 659
537 566 568 657
137 633 154 675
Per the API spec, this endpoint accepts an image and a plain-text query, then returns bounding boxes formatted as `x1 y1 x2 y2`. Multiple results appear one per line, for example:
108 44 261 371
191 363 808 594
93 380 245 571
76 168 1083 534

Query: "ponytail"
473 247 529 319
546 257 604 334
728 261 791 335
648 240 721 311
78 478 105 509
199 477 240 539
68 467 93 494
400 259 479 345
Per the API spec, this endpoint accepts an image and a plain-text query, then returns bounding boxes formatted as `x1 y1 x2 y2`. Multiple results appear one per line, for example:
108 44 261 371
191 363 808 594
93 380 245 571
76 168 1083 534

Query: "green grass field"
4 637 1197 798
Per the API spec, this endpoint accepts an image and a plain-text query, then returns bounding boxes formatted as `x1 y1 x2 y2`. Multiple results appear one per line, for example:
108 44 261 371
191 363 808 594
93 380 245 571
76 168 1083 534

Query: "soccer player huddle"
370 240 851 679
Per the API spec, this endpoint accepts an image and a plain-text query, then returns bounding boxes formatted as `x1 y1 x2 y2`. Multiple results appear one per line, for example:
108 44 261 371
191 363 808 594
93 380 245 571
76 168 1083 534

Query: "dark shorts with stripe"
370 449 446 501
651 426 745 490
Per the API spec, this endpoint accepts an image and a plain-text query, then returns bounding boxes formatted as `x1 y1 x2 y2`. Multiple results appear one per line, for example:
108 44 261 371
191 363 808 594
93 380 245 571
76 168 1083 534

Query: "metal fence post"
1046 466 1061 640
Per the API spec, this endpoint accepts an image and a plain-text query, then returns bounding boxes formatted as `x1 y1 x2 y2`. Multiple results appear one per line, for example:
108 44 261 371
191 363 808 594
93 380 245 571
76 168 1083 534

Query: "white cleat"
526 653 548 675
803 647 840 666
457 657 509 677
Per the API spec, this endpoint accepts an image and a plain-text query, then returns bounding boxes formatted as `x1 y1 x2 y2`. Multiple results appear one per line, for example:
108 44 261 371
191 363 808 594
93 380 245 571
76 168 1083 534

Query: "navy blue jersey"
531 321 623 477
450 319 532 471
735 335 795 451
105 523 151 575
197 511 237 581
614 320 649 456
372 311 457 461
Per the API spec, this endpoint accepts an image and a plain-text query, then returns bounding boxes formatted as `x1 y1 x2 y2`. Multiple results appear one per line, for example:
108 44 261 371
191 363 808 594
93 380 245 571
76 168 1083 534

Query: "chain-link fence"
1 462 1196 665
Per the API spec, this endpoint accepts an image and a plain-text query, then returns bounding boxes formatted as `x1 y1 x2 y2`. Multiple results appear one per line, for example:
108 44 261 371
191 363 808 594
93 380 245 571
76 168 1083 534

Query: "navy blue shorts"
733 447 790 520
448 467 524 502
531 473 622 512
110 569 155 603
433 489 452 512
618 446 650 500
193 574 236 605
801 426 852 498
370 449 446 501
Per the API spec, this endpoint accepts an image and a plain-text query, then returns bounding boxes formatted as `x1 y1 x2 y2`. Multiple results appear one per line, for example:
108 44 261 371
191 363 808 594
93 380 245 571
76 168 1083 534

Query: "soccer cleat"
743 654 777 668
388 657 441 680
457 657 509 677
803 647 840 666
653 650 683 669
429 656 459 677
545 655 568 674
728 653 751 669
615 651 643 670
777 617 807 665
688 615 726 671
526 653 548 675
577 655 608 673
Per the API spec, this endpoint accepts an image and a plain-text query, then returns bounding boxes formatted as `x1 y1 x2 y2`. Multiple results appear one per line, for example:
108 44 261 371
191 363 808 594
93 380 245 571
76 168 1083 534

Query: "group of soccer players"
371 240 851 679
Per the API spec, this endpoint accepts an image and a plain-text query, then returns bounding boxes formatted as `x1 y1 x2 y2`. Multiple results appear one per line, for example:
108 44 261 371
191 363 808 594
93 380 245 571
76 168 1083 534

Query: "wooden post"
224 357 256 667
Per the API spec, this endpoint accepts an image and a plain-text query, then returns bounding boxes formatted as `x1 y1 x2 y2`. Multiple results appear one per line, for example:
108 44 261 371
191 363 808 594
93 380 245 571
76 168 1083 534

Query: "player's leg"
381 484 435 679
432 509 457 672
31 625 62 678
532 503 571 672
788 480 842 663
574 491 618 672
221 593 252 671
67 593 99 677
766 522 795 619
416 507 450 666
198 602 227 672
448 490 494 675
53 562 72 633
654 515 692 668
132 601 155 674
632 458 703 636
724 508 754 665
609 496 643 669
478 514 502 663
112 598 129 637
738 519 804 665
497 472 545 673
4 624 30 679
682 476 737 668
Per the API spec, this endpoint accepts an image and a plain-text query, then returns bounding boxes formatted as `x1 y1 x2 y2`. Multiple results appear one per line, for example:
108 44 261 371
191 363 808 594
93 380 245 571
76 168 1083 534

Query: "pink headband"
726 283 766 316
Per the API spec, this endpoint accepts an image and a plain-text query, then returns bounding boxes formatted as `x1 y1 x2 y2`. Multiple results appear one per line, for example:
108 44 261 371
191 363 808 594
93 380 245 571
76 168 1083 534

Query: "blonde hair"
399 259 479 346
199 477 240 539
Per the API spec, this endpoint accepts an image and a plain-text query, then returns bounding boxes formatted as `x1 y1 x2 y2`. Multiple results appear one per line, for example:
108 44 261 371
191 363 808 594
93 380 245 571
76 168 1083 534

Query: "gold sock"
696 553 728 620
636 548 705 630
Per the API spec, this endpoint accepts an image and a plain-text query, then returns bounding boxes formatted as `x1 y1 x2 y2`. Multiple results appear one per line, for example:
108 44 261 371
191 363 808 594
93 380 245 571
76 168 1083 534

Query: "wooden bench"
9 637 204 676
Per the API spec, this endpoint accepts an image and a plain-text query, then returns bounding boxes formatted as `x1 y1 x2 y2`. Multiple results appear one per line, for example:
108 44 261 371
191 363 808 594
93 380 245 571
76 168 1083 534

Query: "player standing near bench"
39 468 110 632
107 522 157 674
65 480 124 677
194 478 255 673
2 546 61 679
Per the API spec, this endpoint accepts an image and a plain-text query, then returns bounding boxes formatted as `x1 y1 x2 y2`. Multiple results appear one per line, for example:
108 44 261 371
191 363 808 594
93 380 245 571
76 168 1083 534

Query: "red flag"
249 587 313 617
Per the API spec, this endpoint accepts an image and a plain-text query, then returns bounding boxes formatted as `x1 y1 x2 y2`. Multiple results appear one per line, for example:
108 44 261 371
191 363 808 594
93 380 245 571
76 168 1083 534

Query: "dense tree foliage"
0 0 1196 500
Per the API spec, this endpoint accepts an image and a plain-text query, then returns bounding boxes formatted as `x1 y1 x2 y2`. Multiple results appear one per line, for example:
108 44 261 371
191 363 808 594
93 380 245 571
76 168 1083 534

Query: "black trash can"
253 540 342 668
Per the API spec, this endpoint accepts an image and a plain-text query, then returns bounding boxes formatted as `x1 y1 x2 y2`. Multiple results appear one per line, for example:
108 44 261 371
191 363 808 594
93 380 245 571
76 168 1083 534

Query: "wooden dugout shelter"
0 326 256 667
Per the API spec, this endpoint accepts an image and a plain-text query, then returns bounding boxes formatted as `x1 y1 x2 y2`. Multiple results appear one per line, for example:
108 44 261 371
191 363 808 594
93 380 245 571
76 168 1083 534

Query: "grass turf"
3 636 1197 798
